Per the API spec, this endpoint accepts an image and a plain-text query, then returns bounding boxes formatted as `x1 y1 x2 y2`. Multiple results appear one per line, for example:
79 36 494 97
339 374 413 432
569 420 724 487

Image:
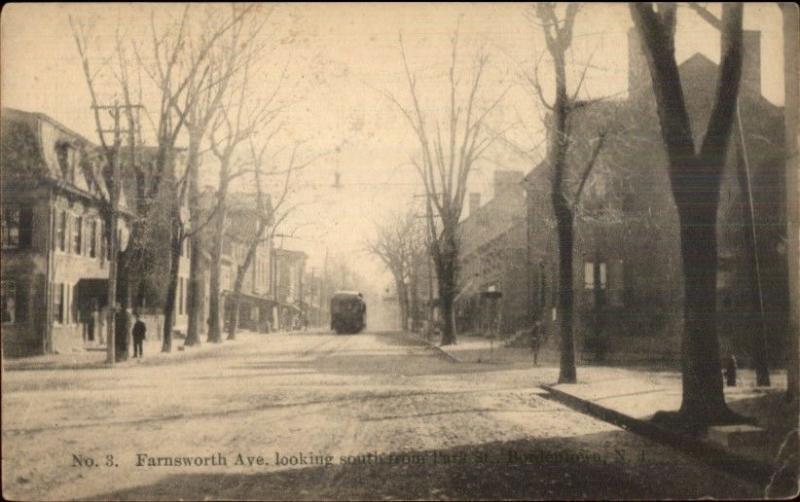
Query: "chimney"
627 27 653 103
741 30 761 97
493 170 524 198
469 193 481 216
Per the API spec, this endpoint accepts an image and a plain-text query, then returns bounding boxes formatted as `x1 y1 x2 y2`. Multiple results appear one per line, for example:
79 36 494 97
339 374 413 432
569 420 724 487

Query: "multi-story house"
220 195 275 333
1 108 133 356
456 170 528 335
525 29 788 364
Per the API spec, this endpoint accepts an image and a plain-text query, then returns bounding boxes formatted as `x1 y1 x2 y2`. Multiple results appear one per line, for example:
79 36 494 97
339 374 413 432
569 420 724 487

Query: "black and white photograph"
1 2 798 500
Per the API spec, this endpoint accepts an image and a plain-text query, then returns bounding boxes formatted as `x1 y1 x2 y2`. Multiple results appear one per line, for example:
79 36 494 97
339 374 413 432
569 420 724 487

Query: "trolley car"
330 291 366 334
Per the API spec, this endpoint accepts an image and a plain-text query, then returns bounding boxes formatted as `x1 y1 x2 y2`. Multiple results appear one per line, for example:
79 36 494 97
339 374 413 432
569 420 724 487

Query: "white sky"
1 3 786 286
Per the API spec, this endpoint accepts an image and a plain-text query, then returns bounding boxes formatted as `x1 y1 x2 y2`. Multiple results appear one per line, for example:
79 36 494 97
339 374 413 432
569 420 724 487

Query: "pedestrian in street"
132 313 147 359
530 320 543 366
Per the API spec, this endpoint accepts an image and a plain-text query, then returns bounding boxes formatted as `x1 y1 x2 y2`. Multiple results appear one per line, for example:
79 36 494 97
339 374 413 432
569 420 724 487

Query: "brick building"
525 29 788 364
456 170 528 335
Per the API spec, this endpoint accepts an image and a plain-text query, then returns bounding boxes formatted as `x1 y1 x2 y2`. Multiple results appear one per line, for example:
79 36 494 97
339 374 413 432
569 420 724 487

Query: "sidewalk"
1 330 267 371
432 335 796 491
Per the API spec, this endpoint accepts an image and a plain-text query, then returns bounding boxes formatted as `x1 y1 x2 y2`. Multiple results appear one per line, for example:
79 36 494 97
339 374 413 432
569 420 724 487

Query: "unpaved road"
2 331 759 500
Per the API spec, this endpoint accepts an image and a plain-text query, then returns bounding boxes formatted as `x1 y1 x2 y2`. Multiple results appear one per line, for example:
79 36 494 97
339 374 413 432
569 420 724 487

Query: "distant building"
525 29 788 364
456 169 528 335
273 248 307 330
196 190 275 334
221 195 275 333
1 108 133 356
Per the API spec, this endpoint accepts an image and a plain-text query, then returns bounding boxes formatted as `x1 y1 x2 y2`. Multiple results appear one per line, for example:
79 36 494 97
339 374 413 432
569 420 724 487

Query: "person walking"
132 313 147 359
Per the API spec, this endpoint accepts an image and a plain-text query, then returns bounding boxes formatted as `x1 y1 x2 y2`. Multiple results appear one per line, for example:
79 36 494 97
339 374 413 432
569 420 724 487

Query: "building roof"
458 185 525 258
1 107 122 208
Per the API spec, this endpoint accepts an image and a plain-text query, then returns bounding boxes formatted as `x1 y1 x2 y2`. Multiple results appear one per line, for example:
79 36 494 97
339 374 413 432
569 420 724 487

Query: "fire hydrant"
724 354 738 387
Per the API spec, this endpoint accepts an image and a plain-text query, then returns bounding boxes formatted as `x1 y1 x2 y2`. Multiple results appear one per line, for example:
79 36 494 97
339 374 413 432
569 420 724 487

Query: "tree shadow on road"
85 432 767 501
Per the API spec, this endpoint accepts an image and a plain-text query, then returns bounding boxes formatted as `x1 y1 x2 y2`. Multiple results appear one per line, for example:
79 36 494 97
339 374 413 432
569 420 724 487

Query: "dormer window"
55 141 76 184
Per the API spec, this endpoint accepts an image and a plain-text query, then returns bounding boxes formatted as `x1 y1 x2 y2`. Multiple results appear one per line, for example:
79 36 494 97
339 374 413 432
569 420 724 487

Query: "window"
89 219 98 258
599 262 607 290
2 207 19 248
54 283 65 324
584 261 607 291
57 211 67 251
2 281 16 324
584 262 595 290
2 206 32 249
585 260 608 308
73 216 83 254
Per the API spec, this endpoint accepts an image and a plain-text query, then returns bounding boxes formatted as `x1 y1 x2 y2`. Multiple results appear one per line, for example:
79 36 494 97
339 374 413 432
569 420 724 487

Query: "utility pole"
322 247 329 327
92 101 143 365
413 193 438 331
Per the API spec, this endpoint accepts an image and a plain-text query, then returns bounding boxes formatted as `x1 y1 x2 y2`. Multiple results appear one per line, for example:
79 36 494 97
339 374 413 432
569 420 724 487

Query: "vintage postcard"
1 2 798 500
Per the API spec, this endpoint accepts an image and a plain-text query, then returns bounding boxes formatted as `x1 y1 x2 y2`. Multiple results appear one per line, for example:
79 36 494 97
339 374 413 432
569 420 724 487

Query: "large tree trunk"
550 46 577 384
185 234 204 346
555 208 576 383
675 202 734 422
162 217 181 352
207 214 225 343
185 137 203 346
395 278 408 331
436 246 458 346
227 291 241 341
410 269 419 332
207 181 228 343
632 3 748 429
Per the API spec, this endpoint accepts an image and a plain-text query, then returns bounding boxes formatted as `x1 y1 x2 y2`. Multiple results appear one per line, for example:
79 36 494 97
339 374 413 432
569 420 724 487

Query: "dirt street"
2 331 760 500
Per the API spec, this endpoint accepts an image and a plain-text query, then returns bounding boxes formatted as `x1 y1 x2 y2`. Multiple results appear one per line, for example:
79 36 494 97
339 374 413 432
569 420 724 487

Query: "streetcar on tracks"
330 291 366 334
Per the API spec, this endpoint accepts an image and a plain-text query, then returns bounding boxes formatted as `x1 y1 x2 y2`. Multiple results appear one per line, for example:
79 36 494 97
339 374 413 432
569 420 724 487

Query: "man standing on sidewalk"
132 313 147 359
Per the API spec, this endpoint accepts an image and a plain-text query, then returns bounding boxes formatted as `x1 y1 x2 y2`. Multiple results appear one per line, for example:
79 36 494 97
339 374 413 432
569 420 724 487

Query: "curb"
403 332 462 363
541 383 780 488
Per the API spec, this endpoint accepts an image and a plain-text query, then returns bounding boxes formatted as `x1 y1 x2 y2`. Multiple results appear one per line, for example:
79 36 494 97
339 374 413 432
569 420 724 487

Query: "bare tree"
687 1 770 388
226 136 319 340
389 26 508 345
630 3 750 428
167 5 270 347
531 3 607 384
206 50 282 344
126 5 261 352
70 18 128 365
367 210 426 331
